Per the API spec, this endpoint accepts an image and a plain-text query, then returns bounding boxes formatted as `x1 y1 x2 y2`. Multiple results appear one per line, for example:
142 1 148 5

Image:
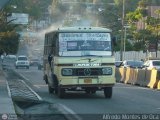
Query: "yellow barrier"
116 68 160 90
124 68 131 84
115 68 122 82
119 67 126 82
156 71 160 90
157 81 160 90
125 68 138 84
135 69 145 86
138 70 150 87
131 69 138 85
147 70 158 89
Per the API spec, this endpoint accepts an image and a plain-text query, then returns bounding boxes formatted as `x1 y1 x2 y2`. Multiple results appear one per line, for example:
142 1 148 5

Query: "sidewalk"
0 62 17 120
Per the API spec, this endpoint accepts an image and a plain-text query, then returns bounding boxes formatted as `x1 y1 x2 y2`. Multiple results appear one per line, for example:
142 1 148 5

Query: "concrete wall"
114 51 160 61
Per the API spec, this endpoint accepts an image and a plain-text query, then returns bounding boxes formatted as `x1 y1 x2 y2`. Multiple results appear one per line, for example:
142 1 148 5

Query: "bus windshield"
59 33 112 56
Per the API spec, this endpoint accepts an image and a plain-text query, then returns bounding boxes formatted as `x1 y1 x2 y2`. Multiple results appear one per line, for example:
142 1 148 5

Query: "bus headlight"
62 69 73 76
102 67 112 75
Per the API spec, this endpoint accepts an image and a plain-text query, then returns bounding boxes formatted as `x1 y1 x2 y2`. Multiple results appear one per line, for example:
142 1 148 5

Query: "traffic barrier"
157 81 160 90
131 68 138 85
156 71 160 90
115 67 160 90
135 69 145 85
157 71 160 80
119 67 126 82
147 70 158 89
115 68 121 82
125 68 137 84
124 68 131 84
139 70 151 87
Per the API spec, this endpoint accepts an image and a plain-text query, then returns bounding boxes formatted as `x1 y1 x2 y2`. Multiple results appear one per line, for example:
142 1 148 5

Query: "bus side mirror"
112 37 117 46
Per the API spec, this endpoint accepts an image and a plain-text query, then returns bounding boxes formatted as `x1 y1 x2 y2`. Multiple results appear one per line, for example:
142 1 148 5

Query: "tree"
0 10 20 55
125 0 160 52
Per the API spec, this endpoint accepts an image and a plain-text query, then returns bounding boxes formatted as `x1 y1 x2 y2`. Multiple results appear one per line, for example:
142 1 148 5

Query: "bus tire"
58 86 65 98
52 74 58 94
104 87 112 98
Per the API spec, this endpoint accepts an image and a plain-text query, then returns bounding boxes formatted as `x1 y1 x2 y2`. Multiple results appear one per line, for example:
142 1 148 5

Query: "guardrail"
115 67 160 90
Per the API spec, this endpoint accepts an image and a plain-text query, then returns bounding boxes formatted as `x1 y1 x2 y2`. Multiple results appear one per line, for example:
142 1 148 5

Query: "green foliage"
132 29 156 51
114 39 133 51
133 41 144 51
0 32 20 54
138 0 148 8
0 11 20 54
125 0 160 52
126 10 142 23
113 39 121 51
125 40 134 51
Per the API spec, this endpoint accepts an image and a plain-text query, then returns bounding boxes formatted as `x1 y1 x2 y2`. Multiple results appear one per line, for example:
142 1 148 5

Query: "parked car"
30 58 39 66
115 61 123 67
120 60 144 68
3 55 16 63
15 55 30 69
5 55 16 61
143 60 160 70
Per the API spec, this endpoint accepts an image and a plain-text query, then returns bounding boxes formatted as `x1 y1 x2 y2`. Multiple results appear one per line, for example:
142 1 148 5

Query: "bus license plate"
84 78 92 83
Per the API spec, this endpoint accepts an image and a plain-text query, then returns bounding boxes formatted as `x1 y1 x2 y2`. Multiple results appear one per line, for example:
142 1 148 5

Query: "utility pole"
120 0 125 61
156 11 160 58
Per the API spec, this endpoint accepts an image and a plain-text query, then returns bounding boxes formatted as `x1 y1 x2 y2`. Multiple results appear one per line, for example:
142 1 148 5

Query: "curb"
0 67 18 120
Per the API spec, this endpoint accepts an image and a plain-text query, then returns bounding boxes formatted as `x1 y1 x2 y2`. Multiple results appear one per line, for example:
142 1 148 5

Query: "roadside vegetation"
0 0 160 55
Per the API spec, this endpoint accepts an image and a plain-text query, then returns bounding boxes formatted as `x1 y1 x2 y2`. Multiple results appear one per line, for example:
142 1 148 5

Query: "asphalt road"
14 66 160 120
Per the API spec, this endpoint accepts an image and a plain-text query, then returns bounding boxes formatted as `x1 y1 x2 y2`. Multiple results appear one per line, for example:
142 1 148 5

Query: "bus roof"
46 27 112 34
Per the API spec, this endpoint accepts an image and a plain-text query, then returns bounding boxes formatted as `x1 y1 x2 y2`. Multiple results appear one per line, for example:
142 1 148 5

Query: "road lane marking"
34 85 47 88
20 80 43 101
19 73 30 81
54 103 82 120
6 81 11 97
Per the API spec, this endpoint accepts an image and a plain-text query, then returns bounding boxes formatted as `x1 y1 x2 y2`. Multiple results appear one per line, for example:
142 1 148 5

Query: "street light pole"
124 26 126 60
120 0 125 61
123 25 131 60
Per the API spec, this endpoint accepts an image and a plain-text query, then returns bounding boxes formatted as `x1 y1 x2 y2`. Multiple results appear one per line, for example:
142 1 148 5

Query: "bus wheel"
104 87 112 98
51 74 58 94
58 86 65 98
48 85 54 94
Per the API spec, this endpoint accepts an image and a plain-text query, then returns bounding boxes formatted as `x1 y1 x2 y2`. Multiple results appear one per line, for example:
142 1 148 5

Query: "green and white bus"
43 27 115 98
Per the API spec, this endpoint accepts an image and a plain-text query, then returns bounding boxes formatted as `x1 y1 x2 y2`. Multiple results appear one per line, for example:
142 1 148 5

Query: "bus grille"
73 68 102 76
